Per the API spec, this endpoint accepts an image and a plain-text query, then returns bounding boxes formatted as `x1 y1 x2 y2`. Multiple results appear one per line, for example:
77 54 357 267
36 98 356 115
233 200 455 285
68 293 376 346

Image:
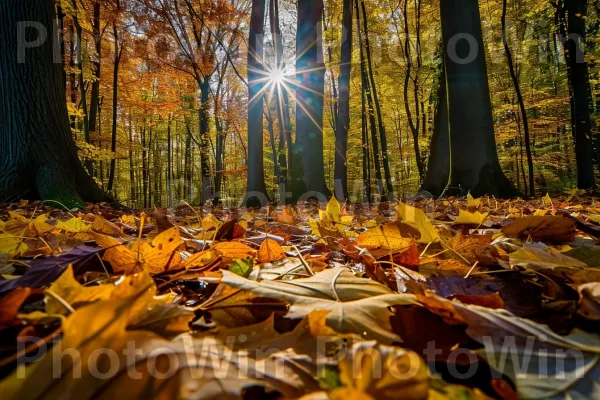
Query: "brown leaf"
502 215 576 242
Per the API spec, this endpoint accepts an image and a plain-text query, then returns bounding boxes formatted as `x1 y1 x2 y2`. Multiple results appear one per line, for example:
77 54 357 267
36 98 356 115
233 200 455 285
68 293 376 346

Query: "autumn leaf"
257 238 285 263
229 257 253 277
221 266 417 344
502 215 576 242
452 210 489 226
336 341 429 400
0 233 28 259
467 192 481 209
395 202 440 244
355 221 416 251
213 241 255 260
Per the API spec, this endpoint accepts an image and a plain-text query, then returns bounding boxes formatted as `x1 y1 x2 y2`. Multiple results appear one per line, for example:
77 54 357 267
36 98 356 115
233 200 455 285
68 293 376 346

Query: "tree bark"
292 0 331 202
421 64 450 196
563 0 596 189
440 0 518 197
334 0 353 201
362 1 394 200
88 1 101 137
356 0 385 199
502 0 535 196
0 0 105 208
107 20 122 193
244 0 270 207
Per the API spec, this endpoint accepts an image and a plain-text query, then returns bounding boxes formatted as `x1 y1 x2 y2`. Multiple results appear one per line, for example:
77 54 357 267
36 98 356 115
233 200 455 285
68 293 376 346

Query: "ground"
0 193 599 399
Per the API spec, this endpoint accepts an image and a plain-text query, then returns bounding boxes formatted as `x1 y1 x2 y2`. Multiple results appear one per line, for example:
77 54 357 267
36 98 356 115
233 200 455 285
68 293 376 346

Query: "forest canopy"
0 0 598 207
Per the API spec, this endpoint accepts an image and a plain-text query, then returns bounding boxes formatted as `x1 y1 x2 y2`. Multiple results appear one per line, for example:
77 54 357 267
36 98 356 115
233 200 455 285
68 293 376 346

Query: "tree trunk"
292 0 331 202
73 11 93 176
244 0 270 207
107 21 121 193
269 0 291 197
88 1 101 137
334 0 353 201
440 0 518 197
0 0 105 208
362 1 394 200
421 64 450 196
564 0 596 189
356 0 385 199
128 111 136 207
502 0 535 196
198 77 213 204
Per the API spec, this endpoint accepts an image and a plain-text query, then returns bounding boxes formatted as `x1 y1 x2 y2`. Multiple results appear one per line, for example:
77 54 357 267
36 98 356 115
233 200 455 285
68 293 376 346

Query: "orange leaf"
257 238 285 263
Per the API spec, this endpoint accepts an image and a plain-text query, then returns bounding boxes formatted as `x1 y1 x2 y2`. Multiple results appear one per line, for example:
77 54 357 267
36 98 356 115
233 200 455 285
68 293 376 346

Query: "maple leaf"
452 210 489 226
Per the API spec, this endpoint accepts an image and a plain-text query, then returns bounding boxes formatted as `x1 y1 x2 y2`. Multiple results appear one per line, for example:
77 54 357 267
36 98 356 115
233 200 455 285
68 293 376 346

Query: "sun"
270 68 285 85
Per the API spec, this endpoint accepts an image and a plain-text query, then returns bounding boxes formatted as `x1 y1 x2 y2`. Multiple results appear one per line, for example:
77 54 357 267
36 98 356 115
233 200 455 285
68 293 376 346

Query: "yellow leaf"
453 210 489 226
213 241 255 260
95 233 140 273
57 217 91 233
92 215 121 236
356 221 416 251
257 238 285 263
119 215 137 226
543 193 553 206
0 233 28 259
467 192 481 208
29 214 54 236
325 196 341 223
396 202 440 244
45 265 114 314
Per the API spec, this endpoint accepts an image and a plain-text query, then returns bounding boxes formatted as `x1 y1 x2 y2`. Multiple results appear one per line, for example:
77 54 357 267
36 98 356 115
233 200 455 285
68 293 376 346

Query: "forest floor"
0 194 599 399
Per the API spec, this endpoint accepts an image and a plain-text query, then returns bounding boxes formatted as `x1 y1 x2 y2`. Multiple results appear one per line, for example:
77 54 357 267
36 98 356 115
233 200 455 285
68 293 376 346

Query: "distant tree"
0 0 105 208
441 0 518 197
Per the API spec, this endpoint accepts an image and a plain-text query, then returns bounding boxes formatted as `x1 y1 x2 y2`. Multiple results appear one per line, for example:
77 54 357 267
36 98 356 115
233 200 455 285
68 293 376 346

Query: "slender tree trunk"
107 22 122 192
334 0 353 201
441 0 517 197
292 0 331 202
184 124 193 202
356 0 384 198
403 0 424 180
72 9 93 176
0 0 105 207
244 0 270 206
88 2 101 137
502 0 535 196
128 111 136 207
196 77 213 204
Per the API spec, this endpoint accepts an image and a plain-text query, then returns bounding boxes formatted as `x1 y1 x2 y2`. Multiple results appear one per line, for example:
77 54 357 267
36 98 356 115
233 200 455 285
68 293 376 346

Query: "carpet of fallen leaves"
0 192 600 399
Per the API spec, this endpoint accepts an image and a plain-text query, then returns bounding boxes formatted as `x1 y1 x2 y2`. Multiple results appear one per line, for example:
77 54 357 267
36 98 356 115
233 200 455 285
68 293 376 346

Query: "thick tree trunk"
564 0 596 189
362 1 394 200
421 65 450 196
244 0 270 207
334 0 353 201
502 0 535 196
440 0 518 197
292 0 331 202
0 0 105 208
